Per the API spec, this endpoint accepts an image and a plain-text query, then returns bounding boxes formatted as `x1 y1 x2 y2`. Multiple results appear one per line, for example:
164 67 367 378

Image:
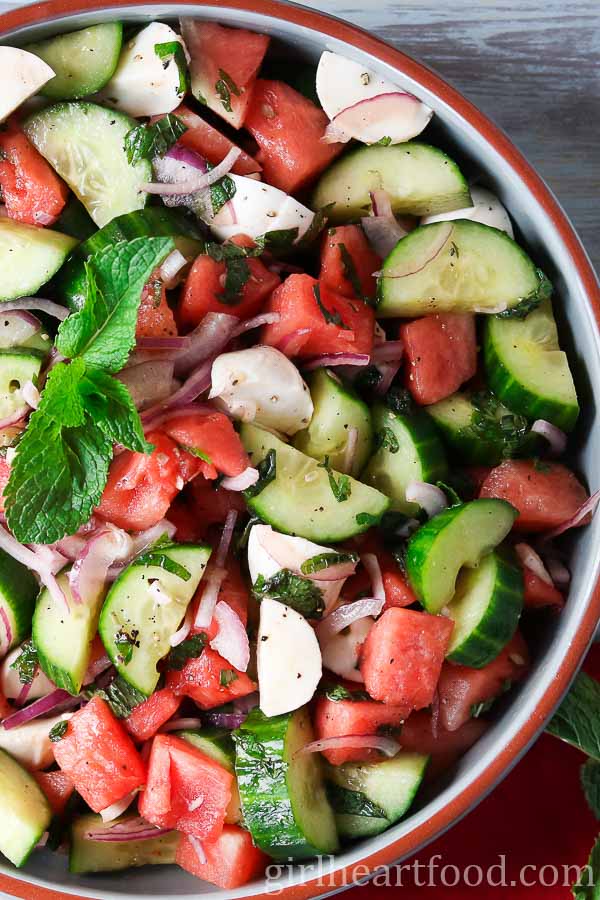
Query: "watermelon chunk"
166 646 257 709
177 824 268 888
244 79 344 194
261 273 375 359
523 566 564 609
163 105 261 175
399 709 488 778
124 688 181 743
400 313 477 405
360 608 454 709
320 225 380 301
181 20 269 129
313 696 409 765
437 631 529 731
136 270 178 338
479 460 588 532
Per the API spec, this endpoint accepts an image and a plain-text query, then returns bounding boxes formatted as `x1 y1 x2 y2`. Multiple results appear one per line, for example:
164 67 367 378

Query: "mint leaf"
215 68 240 113
124 113 187 165
300 551 358 575
326 783 387 820
49 721 68 742
244 449 276 499
253 569 324 618
318 455 351 502
167 633 207 671
313 283 350 330
154 42 189 95
338 242 364 300
582 760 600 820
546 672 600 759
220 668 238 686
84 676 147 718
10 641 38 684
80 368 153 453
37 358 86 427
56 237 174 373
377 426 399 454
573 835 600 899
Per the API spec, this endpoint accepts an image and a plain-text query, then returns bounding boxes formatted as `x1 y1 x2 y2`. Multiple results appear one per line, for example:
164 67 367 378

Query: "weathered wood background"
1 0 598 268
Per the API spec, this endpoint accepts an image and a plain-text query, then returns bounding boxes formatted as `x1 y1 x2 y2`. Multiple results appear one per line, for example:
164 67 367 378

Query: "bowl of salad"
0 0 598 898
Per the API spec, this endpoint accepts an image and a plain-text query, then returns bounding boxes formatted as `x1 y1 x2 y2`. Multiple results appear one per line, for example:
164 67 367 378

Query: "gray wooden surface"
1 0 598 269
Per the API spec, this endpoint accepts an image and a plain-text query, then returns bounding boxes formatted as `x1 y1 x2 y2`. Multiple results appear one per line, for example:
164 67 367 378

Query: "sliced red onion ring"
371 341 404 364
169 607 193 648
0 607 12 656
406 481 448 518
303 353 370 371
220 467 259 492
203 710 247 729
22 380 40 410
85 820 173 842
326 92 432 146
0 298 69 320
0 525 69 611
15 679 33 707
54 533 88 561
117 359 175 411
531 420 567 457
377 222 453 278
216 510 238 568
174 313 239 377
374 359 402 395
83 653 112 685
189 835 206 866
210 601 250 672
295 734 400 758
362 190 408 258
141 359 213 425
541 490 600 542
231 312 281 337
159 717 203 733
0 406 28 429
194 509 238 626
360 553 385 601
277 328 311 357
2 689 78 729
68 525 133 605
144 147 241 196
342 426 359 475
159 249 188 288
545 556 570 587
107 519 177 582
136 336 190 352
515 542 553 586
316 596 385 643
0 310 41 349
99 789 139 823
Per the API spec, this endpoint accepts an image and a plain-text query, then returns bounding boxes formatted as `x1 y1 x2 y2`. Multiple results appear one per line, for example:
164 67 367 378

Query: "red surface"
351 644 600 898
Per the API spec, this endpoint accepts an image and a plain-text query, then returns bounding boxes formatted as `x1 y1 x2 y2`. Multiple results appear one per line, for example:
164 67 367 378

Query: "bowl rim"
1 1 600 899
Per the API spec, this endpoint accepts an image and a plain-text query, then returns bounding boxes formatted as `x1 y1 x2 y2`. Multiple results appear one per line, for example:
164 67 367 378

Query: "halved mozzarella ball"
97 23 189 117
0 47 55 122
257 598 322 717
247 524 347 611
421 186 514 237
0 714 72 769
210 347 313 435
321 618 373 683
210 175 314 241
1 645 55 701
316 50 432 145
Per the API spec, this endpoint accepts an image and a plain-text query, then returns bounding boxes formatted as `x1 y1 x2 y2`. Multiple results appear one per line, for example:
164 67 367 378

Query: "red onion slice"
159 249 188 288
159 716 203 733
136 336 190 352
139 402 217 435
170 606 193 648
0 298 69 320
0 406 28 429
231 312 281 337
117 359 175 411
374 359 402 395
83 653 112 685
99 789 139 823
316 596 385 643
541 490 600 541
328 92 433 145
295 734 400 758
85 821 173 842
174 312 239 377
145 147 241 196
2 689 78 729
303 353 370 371
362 192 409 258
0 525 69 611
277 328 311 358
515 542 553 586
189 835 206 866
220 467 259 492
360 553 385 601
377 222 453 278
371 341 404 364
210 601 250 672
194 566 226 629
342 426 359 475
0 607 12 657
0 311 41 349
68 525 133 606
531 419 567 457
142 359 213 424
215 510 238 568
405 481 448 518
203 710 248 729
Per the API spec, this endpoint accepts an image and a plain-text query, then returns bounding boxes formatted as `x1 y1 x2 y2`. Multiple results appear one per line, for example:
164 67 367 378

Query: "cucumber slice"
0 350 44 425
0 218 77 301
99 542 211 696
312 143 470 224
57 207 204 310
23 102 151 228
446 548 523 667
55 195 97 242
33 571 105 695
292 369 373 476
326 752 429 839
484 299 579 432
427 391 543 465
233 706 339 859
377 220 548 318
0 548 38 653
240 423 389 542
178 728 241 824
0 748 51 867
406 499 518 614
69 813 179 874
26 23 123 100
362 403 447 515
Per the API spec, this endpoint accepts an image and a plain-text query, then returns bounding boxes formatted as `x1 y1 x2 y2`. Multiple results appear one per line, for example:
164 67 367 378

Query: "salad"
0 14 595 890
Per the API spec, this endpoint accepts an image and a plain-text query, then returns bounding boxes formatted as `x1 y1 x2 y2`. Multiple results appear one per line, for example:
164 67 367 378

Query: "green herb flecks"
10 641 38 685
220 668 238 687
582 759 600 820
377 426 399 454
49 721 69 742
154 41 189 95
114 627 140 666
124 113 187 165
313 284 350 330
166 633 207 671
245 449 276 499
497 269 552 320
318 455 351 502
253 570 325 618
83 676 147 719
215 68 241 113
300 551 358 576
338 242 365 300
